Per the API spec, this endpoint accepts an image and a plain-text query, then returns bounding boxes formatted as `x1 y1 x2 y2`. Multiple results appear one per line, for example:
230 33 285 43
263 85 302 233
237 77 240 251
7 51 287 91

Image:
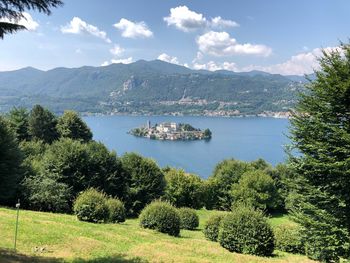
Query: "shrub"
178 208 199 230
203 214 225 242
218 205 275 256
73 188 109 223
274 224 304 254
139 201 180 236
106 198 126 223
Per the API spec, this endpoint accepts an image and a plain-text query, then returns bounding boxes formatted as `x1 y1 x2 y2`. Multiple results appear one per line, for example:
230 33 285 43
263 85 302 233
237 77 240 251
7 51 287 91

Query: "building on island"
156 122 179 133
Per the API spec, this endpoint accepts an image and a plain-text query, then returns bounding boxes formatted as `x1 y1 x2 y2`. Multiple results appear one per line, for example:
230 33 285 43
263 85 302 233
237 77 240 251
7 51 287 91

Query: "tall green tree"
28 105 58 143
289 43 350 262
7 107 30 141
57 110 93 142
0 0 63 38
231 170 279 211
121 152 165 216
164 168 205 209
0 116 23 205
206 159 253 210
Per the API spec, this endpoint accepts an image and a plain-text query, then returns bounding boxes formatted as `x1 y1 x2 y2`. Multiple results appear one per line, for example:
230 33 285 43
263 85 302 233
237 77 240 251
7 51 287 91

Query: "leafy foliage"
218 205 275 256
139 200 181 236
231 170 279 211
0 0 63 38
28 105 58 143
73 188 109 223
288 43 350 262
206 159 253 210
6 107 30 141
203 214 225 242
164 168 204 209
57 110 92 142
22 173 71 213
0 116 23 205
178 207 199 230
273 224 304 254
106 198 126 223
121 153 165 216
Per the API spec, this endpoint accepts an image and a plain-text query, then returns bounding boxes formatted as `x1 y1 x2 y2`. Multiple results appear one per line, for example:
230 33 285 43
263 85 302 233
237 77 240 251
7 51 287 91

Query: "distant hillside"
0 60 305 115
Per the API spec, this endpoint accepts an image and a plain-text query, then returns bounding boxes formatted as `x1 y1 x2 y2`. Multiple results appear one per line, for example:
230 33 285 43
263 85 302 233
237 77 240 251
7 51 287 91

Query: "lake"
84 115 290 178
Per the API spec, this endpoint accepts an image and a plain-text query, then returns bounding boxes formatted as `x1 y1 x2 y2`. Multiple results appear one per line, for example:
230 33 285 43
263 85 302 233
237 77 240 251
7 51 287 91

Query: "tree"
0 0 63 38
22 173 72 213
289 43 350 262
57 110 93 142
41 139 126 198
0 116 23 205
164 168 205 209
206 159 253 210
6 107 30 141
231 170 279 211
203 128 212 139
121 152 165 216
28 105 58 143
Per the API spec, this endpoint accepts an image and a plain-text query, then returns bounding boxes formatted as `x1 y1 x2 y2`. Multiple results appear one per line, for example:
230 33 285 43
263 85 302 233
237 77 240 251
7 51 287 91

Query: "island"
129 121 212 141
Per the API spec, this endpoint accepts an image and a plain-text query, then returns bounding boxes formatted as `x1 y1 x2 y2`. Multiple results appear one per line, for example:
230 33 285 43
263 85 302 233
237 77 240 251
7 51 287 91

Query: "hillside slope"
0 207 313 263
0 60 304 115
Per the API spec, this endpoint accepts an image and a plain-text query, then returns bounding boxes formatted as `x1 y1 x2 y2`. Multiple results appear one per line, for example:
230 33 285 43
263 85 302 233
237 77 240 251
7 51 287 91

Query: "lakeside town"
129 121 212 141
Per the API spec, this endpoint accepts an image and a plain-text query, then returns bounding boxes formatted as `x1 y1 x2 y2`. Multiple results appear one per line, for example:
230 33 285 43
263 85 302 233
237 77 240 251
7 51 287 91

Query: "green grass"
0 207 313 263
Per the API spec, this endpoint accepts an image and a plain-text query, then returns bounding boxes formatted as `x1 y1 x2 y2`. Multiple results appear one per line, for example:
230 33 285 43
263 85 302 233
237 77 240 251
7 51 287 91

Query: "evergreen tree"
0 116 23 205
28 105 58 143
0 0 63 38
7 107 30 141
57 110 92 142
289 43 350 262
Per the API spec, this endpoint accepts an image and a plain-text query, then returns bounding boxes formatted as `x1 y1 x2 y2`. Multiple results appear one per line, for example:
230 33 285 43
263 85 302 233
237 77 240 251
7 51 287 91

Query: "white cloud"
113 18 153 38
101 57 134 66
197 31 272 57
164 6 207 32
110 44 124 56
193 61 238 72
61 17 111 43
242 46 340 75
111 57 133 64
157 53 180 65
164 6 238 32
211 16 239 28
0 12 39 31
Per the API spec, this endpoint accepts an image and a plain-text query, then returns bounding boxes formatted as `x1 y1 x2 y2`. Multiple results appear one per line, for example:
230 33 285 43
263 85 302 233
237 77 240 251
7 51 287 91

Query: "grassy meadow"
0 207 313 263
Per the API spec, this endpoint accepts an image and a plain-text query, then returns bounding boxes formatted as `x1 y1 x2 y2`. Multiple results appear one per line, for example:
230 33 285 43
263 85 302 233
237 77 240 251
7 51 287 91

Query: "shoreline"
81 111 292 119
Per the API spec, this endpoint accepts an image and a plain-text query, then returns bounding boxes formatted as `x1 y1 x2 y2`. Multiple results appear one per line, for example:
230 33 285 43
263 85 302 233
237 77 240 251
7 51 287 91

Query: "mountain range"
0 60 308 116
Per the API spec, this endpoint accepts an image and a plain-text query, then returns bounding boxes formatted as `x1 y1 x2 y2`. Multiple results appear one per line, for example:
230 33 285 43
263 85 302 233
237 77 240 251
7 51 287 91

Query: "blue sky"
0 0 349 75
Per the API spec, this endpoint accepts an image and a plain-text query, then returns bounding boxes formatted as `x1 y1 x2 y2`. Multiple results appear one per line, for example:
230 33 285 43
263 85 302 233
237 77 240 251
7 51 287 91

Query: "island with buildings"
129 121 212 141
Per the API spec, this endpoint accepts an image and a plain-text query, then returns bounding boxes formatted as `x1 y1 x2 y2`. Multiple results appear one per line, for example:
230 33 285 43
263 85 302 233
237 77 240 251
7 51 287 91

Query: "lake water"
84 116 290 178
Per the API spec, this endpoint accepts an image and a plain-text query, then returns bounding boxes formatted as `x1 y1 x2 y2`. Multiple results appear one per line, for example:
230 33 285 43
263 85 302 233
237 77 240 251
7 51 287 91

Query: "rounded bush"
203 214 225 242
73 188 109 223
274 224 304 254
178 208 199 230
218 206 275 256
139 201 181 236
106 198 126 223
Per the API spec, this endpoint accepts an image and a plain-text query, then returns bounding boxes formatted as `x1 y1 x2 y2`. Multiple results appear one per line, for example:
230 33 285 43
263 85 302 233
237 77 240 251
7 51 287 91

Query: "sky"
0 0 349 75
